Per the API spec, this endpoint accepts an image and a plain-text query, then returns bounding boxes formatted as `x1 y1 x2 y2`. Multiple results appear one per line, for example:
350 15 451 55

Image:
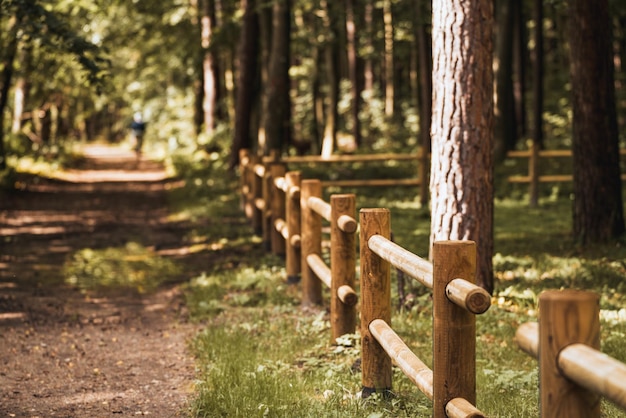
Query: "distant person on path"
131 112 146 156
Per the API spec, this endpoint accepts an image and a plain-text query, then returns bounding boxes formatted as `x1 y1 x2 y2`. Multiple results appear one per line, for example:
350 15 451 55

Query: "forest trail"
0 145 202 417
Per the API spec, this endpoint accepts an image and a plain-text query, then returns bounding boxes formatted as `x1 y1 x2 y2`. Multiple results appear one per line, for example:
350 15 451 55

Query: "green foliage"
2 0 109 86
63 242 180 293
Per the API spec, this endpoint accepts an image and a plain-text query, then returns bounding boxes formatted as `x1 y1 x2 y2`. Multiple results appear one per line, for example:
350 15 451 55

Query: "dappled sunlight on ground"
0 143 203 417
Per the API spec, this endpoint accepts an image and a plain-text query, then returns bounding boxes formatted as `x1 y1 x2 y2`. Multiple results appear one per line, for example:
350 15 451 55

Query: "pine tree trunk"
569 0 625 244
430 0 494 294
320 0 338 157
494 0 517 162
230 0 259 168
345 0 361 147
263 0 291 154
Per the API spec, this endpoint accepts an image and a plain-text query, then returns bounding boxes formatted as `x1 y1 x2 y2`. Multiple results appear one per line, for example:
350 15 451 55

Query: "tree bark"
200 0 218 137
345 0 361 147
383 0 394 117
262 0 291 155
529 0 544 207
414 0 432 206
0 15 21 170
430 0 494 294
494 0 517 162
569 0 625 244
230 0 259 168
320 0 339 157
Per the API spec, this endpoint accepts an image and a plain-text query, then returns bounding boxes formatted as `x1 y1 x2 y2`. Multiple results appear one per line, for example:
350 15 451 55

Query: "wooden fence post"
360 208 392 397
270 163 286 255
330 194 356 342
301 180 323 306
262 152 281 249
261 164 272 250
529 140 539 207
239 148 251 213
285 171 301 283
418 147 429 206
432 240 477 418
539 290 601 418
250 155 263 235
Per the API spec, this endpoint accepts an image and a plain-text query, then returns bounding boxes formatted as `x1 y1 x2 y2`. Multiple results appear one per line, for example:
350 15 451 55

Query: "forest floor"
0 145 207 417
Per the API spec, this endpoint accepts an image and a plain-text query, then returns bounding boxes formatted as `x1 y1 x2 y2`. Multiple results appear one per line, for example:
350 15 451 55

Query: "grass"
171 150 626 417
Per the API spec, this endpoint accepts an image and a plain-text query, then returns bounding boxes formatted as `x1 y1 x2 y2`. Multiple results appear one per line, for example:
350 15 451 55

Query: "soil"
0 145 209 417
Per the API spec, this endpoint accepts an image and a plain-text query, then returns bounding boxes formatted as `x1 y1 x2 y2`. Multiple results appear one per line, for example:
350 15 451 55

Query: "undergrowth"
168 149 626 417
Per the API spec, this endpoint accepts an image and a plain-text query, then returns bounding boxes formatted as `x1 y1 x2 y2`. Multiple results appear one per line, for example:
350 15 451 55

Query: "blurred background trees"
2 0 626 253
3 0 625 162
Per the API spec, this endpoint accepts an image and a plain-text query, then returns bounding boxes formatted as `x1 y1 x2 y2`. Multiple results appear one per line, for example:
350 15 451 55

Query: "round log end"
290 234 301 248
466 287 492 314
338 215 357 233
338 285 358 306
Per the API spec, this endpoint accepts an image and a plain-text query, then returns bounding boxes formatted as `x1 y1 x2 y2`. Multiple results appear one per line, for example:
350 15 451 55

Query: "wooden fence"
359 209 490 417
281 149 429 205
506 143 626 205
238 149 626 417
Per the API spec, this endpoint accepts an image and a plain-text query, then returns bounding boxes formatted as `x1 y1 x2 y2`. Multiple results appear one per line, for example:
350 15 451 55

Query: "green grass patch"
63 242 180 293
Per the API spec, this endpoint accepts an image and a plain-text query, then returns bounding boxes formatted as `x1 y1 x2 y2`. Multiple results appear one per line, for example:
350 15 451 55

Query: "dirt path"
0 145 203 417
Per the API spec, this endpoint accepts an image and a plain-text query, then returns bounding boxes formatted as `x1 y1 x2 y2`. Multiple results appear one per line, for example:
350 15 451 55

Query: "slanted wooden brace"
516 290 626 417
360 208 489 417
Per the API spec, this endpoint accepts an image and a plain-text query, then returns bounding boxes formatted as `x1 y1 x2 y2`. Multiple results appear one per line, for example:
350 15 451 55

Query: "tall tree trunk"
200 0 218 137
11 46 31 134
494 0 517 162
531 0 544 153
569 0 625 244
430 0 494 294
0 15 21 170
257 1 272 151
230 0 259 168
383 0 394 117
320 0 339 157
529 0 544 207
363 0 374 95
345 0 361 147
262 0 291 154
414 0 432 206
512 0 526 140
11 76 27 134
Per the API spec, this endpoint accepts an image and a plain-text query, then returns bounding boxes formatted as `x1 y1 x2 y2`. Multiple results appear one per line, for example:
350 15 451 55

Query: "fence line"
506 142 626 205
515 290 626 417
238 150 626 416
280 149 429 205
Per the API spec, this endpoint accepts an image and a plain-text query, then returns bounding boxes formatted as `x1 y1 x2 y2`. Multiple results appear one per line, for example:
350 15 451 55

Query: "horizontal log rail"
506 146 626 198
369 318 434 399
321 178 421 188
306 196 357 233
282 152 422 163
367 235 491 315
280 149 430 204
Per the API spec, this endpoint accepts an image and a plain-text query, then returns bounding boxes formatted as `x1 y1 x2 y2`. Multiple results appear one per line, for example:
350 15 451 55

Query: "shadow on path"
0 145 202 417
